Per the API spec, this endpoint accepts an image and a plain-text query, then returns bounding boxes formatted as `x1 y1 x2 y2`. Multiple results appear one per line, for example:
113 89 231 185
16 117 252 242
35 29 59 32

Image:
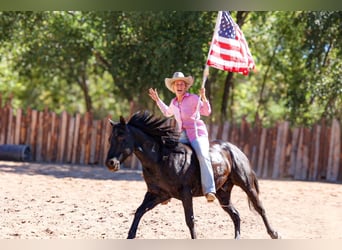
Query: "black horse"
106 110 279 239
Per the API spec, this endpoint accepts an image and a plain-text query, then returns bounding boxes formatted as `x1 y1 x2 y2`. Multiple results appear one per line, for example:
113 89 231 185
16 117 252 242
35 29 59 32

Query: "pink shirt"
156 93 211 141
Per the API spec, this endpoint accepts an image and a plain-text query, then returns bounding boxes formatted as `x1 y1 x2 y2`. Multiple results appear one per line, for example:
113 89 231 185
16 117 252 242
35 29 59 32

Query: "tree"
0 11 340 126
89 11 217 113
10 12 95 112
264 11 342 125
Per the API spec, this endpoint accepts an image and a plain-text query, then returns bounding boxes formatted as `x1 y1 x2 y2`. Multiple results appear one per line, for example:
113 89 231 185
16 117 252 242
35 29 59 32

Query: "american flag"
206 11 255 76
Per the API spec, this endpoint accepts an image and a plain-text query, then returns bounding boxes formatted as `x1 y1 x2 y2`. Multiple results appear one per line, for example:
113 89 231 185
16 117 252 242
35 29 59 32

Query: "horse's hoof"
272 231 282 239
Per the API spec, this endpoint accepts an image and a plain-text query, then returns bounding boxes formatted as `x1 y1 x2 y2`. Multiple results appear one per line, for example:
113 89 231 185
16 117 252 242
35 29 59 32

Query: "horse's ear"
108 119 116 126
120 116 126 125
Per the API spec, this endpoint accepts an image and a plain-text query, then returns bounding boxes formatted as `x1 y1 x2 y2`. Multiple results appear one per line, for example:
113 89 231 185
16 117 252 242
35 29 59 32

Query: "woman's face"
173 80 187 97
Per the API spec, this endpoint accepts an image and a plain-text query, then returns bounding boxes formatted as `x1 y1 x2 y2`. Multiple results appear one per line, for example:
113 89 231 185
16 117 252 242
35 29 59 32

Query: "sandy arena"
0 161 341 239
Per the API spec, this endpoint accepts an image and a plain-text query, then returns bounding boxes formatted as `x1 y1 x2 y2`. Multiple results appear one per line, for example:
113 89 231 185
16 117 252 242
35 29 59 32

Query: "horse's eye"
117 136 125 143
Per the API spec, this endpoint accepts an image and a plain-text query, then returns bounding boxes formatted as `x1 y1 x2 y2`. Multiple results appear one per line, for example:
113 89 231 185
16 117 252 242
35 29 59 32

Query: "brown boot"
205 193 216 202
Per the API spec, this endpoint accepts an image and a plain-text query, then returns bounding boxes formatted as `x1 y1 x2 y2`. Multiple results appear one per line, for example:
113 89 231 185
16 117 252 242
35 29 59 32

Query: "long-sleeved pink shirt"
156 92 211 142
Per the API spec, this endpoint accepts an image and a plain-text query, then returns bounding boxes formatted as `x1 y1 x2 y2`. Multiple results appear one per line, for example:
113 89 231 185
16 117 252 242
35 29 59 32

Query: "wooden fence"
0 102 341 182
0 104 112 166
208 118 341 182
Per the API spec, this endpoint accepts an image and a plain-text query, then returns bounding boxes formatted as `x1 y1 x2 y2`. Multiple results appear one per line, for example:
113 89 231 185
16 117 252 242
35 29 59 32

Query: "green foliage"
0 11 340 126
234 11 342 126
95 11 217 109
279 11 342 125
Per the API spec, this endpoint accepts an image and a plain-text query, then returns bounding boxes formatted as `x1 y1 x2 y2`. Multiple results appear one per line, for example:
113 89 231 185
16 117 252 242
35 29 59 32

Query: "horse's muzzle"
106 158 120 172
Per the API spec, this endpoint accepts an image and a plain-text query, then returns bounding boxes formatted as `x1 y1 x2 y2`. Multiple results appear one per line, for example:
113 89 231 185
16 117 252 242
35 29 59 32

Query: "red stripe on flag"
208 49 248 64
215 39 240 51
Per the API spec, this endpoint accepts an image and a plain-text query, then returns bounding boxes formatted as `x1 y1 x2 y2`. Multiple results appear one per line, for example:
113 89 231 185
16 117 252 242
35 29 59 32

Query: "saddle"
162 143 194 174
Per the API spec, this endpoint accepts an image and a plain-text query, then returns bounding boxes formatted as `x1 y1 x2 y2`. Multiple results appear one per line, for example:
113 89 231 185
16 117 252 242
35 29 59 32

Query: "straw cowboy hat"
165 72 194 93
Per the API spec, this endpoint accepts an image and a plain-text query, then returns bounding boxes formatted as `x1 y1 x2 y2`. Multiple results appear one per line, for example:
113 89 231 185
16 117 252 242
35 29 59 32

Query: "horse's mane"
127 110 180 148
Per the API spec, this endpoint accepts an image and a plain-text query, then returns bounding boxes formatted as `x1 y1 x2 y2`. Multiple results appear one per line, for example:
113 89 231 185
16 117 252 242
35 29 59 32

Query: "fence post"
273 121 289 179
29 109 38 161
66 116 75 163
6 106 13 144
256 127 267 177
35 111 43 162
71 113 81 164
14 109 22 145
89 120 98 164
311 124 321 181
288 128 299 178
57 111 68 163
327 119 340 181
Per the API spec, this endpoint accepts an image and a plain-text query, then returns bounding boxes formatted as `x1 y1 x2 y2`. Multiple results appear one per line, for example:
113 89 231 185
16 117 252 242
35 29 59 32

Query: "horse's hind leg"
127 191 159 239
239 175 280 239
216 182 241 239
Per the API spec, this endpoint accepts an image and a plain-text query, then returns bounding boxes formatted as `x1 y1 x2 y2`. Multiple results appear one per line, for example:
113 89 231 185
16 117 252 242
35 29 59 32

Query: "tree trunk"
77 72 93 113
217 72 234 137
255 37 280 121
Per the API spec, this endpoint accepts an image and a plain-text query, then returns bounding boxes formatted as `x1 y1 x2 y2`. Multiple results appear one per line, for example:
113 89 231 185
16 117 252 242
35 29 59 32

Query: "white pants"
179 131 216 194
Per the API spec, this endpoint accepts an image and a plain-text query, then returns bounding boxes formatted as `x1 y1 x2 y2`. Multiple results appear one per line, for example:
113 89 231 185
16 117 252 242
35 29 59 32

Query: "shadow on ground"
0 161 143 181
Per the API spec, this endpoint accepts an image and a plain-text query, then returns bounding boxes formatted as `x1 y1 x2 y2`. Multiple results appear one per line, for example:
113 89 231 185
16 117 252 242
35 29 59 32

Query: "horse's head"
105 116 134 172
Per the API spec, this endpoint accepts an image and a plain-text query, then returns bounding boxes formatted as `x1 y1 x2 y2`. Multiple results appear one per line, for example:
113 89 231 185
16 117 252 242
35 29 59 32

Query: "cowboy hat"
165 72 194 93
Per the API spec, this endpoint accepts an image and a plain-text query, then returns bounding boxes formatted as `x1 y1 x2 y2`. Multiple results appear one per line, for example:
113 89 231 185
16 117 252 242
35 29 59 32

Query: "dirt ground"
0 160 341 239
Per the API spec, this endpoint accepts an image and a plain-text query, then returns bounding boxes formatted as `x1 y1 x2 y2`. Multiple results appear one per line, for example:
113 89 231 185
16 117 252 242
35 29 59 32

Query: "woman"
148 72 216 202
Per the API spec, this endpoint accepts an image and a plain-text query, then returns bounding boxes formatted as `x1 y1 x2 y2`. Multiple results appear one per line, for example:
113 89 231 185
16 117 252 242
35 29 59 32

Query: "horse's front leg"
181 189 197 239
127 191 159 239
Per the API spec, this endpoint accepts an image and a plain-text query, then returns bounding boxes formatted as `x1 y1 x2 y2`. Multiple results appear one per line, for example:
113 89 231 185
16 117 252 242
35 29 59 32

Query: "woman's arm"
148 88 174 117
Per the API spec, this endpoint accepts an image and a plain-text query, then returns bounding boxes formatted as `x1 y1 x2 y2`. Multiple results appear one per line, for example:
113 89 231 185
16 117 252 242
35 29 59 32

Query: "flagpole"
197 11 222 113
201 65 209 88
202 11 221 89
197 12 221 112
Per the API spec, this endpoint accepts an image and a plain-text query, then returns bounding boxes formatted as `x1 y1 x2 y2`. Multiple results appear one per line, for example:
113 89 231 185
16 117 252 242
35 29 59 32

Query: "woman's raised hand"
148 88 159 102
